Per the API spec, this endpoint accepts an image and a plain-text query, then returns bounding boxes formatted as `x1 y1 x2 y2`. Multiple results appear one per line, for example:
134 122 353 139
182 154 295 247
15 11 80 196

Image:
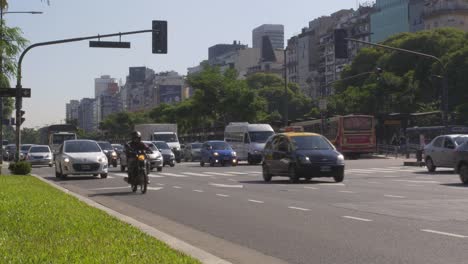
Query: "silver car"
55 140 108 179
25 145 53 167
120 141 163 172
424 134 468 172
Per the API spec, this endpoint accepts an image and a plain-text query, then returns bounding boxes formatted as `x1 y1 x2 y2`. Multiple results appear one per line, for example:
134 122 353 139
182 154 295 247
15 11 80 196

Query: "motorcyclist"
124 131 152 184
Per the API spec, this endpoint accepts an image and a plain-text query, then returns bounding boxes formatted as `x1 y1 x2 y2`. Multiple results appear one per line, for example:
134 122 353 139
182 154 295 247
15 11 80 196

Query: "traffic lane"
86 175 468 264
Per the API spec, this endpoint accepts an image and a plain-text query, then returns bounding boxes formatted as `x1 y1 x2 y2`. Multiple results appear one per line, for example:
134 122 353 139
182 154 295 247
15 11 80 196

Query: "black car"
454 141 468 184
262 131 345 183
97 141 118 167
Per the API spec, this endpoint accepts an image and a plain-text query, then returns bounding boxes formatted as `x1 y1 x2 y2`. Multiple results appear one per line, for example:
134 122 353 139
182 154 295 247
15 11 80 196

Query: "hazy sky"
7 0 362 128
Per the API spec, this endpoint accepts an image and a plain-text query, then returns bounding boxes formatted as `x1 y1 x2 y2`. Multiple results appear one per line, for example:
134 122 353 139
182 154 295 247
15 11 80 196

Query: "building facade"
371 0 411 43
124 67 156 112
65 100 79 122
154 71 185 105
78 98 96 133
94 75 116 98
252 24 285 52
423 0 468 31
208 41 247 61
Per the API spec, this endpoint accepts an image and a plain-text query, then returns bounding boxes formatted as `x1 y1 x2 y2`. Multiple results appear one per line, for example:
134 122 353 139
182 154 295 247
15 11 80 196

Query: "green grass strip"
0 175 201 264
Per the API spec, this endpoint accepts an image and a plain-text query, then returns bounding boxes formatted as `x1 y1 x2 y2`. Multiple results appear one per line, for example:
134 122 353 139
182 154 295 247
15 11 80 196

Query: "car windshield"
52 134 76 145
290 136 333 150
153 133 178 143
249 131 274 143
21 145 33 151
192 143 203 149
98 142 113 150
112 144 123 151
143 142 158 151
154 142 170 150
29 146 50 153
65 141 101 153
454 136 468 146
211 142 231 150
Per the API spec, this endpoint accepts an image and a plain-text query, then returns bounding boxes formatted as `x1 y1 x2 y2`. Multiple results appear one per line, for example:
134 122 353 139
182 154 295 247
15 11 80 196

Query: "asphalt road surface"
32 158 468 264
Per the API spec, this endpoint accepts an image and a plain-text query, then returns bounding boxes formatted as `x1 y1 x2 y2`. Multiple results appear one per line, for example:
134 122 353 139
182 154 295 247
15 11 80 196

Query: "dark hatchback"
262 132 345 183
97 141 118 167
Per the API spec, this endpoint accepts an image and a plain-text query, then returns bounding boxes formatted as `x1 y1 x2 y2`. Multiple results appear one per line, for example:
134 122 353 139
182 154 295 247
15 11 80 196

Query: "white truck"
134 123 182 163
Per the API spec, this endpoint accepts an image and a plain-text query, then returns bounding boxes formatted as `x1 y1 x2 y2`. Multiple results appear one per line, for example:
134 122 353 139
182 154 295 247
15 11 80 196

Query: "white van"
224 122 275 164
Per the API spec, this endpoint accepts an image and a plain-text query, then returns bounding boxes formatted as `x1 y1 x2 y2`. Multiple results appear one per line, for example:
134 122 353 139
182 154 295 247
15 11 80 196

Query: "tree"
21 127 39 144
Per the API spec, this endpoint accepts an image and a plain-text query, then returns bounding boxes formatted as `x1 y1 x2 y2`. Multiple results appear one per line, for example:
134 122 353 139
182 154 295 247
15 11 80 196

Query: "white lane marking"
288 206 310 211
367 181 381 184
90 186 129 191
216 194 230 197
159 172 188 178
173 186 182 189
384 194 406 198
246 171 262 174
182 172 211 177
228 179 237 182
156 183 165 186
226 171 249 175
394 180 440 184
106 175 115 179
248 199 264 204
193 190 204 193
147 187 164 191
347 170 373 174
421 229 467 238
339 191 355 193
209 183 244 188
203 172 235 176
304 186 318 190
316 183 345 186
113 173 128 177
342 216 373 222
405 184 424 187
278 184 288 187
148 174 165 178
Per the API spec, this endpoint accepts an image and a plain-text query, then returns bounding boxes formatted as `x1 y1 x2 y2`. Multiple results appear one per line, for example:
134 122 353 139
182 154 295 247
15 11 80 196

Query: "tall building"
154 71 185 105
252 24 284 51
371 0 411 43
208 41 247 61
423 0 468 31
65 100 79 122
78 98 96 133
409 0 426 32
124 67 157 112
94 75 116 98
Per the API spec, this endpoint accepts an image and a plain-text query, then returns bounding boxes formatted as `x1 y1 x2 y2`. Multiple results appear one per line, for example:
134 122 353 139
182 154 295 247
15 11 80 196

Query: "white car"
424 134 468 172
55 140 108 179
25 145 53 167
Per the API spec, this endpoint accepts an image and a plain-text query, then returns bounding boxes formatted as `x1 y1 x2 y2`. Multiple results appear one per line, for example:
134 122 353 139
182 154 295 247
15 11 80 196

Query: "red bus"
291 115 376 157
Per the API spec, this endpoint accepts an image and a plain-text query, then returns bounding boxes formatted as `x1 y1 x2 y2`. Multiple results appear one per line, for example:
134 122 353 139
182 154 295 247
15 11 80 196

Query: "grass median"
0 175 201 264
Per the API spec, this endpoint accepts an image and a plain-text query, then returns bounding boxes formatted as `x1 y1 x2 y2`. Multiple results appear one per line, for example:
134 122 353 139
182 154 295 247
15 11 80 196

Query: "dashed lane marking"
216 194 230 197
147 187 164 191
203 172 236 176
226 171 249 175
421 229 467 238
339 191 356 193
90 186 129 191
288 206 310 211
316 183 345 186
342 216 373 222
393 180 441 184
173 186 182 189
246 171 262 174
193 190 204 193
159 172 188 178
248 199 264 204
209 183 244 188
304 186 318 190
182 172 212 177
384 194 406 198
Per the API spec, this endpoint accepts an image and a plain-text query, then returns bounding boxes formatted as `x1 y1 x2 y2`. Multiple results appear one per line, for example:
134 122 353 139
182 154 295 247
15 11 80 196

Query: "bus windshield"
52 134 76 145
343 117 373 131
249 131 274 143
153 133 178 143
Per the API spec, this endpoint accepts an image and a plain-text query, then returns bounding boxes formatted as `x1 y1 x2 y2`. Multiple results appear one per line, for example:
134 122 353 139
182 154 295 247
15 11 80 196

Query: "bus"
291 115 376 157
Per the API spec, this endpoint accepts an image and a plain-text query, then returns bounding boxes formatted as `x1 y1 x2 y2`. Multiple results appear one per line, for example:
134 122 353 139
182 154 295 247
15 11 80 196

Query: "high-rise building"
423 0 468 31
208 41 247 61
94 75 116 98
124 67 156 112
65 100 79 122
154 71 185 105
252 24 284 51
78 98 96 133
370 0 411 43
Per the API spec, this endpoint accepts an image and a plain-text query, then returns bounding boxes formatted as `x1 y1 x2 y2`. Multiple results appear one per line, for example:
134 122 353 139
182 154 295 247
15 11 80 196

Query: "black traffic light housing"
152 20 167 54
20 110 25 125
334 29 348 59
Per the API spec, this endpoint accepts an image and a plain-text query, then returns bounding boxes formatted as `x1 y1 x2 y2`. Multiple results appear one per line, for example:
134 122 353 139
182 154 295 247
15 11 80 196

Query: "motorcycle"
125 147 149 194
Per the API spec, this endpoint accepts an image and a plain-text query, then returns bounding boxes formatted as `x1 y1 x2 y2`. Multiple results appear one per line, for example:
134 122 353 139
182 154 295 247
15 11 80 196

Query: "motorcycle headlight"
232 151 237 156
111 151 117 157
138 154 146 161
299 156 311 164
337 154 345 164
213 152 219 156
64 157 70 163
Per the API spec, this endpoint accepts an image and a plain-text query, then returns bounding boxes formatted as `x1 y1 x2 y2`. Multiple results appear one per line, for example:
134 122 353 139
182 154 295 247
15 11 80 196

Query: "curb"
32 174 232 264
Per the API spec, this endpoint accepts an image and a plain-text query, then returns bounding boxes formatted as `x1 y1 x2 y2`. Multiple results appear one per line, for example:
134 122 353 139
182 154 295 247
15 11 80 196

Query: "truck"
134 123 182 163
39 124 78 156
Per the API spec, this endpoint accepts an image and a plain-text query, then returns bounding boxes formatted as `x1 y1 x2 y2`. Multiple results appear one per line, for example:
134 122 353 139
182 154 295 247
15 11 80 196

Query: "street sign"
89 41 131 48
0 88 31 98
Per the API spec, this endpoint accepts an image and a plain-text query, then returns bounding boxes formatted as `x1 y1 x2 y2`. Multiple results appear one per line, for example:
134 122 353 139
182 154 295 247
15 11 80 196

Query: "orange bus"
291 115 376 157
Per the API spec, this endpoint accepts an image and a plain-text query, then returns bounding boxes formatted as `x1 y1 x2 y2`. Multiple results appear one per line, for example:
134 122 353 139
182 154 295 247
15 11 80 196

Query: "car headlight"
64 157 70 163
232 151 237 156
98 156 107 163
337 154 345 164
213 152 219 156
111 151 117 157
299 156 311 164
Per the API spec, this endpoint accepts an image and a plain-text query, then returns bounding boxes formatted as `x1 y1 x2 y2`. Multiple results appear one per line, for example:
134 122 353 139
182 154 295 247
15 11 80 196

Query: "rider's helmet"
131 131 142 143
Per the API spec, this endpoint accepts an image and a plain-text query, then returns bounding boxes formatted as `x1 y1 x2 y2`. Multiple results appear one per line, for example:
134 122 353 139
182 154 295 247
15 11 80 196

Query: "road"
32 158 468 264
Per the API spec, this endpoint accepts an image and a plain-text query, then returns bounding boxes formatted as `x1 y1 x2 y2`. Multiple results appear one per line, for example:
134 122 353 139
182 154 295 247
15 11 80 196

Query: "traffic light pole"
343 37 448 131
14 28 154 161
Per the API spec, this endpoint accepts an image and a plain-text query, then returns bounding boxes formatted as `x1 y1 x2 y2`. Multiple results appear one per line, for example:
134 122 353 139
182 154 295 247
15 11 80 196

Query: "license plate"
320 166 331 172
81 165 91 170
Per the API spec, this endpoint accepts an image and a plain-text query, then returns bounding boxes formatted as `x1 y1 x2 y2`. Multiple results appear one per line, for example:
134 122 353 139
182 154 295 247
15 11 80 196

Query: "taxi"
262 126 345 183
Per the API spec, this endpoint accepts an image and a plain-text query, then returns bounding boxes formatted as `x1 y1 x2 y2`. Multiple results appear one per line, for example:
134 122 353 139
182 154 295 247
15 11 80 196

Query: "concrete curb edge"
31 174 232 264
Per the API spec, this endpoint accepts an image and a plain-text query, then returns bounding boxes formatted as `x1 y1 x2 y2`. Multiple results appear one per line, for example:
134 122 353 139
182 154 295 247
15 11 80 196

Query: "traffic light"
334 29 348 59
19 110 25 125
152 20 167 54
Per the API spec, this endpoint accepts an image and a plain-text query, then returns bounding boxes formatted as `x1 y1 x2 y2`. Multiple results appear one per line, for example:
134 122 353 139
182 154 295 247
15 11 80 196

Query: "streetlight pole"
283 48 288 127
0 9 42 164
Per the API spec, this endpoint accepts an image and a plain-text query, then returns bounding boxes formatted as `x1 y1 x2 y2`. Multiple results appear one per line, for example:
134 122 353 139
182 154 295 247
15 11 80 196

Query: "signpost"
0 88 31 97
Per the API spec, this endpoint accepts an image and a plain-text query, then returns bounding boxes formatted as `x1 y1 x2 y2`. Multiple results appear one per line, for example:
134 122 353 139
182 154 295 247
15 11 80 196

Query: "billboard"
159 85 182 104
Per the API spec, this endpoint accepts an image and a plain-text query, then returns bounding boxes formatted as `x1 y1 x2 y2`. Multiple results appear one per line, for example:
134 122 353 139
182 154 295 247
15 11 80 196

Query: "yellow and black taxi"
262 127 345 183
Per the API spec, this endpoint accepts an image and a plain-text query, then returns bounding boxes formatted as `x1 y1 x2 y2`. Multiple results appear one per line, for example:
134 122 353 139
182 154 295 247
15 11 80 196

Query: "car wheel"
121 165 126 172
209 159 215 167
170 162 175 167
200 161 205 167
305 176 312 181
262 164 272 182
157 167 162 172
247 155 253 165
55 168 61 178
333 172 344 183
426 157 436 172
112 161 117 168
459 164 468 184
289 165 300 183
49 164 53 167
100 173 108 179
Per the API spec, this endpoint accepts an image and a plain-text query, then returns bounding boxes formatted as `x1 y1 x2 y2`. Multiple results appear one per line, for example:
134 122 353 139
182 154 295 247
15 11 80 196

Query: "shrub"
8 161 32 175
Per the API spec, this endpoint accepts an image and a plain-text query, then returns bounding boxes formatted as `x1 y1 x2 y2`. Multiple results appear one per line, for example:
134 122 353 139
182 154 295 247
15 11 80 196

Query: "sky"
6 0 364 129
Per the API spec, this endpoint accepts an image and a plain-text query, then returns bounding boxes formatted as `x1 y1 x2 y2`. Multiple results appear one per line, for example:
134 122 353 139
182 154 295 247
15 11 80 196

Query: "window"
152 133 178 142
249 131 275 143
65 141 101 153
191 143 202 149
271 136 281 151
277 137 290 152
444 138 455 149
244 133 250 144
154 141 170 150
98 142 113 150
210 142 231 150
433 137 444 148
29 146 51 153
290 136 334 150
